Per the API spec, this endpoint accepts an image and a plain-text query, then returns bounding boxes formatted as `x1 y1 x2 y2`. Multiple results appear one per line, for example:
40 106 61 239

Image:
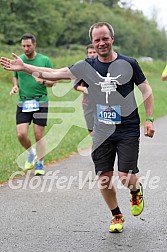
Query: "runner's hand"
144 121 155 138
10 85 19 95
0 53 24 71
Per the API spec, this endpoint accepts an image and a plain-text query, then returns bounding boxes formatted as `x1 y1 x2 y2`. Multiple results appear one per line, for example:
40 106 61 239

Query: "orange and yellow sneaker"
109 214 124 233
130 183 144 216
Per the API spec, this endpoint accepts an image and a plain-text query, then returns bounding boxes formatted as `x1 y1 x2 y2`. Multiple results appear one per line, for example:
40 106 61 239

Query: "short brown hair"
89 22 114 41
86 43 94 51
20 33 36 43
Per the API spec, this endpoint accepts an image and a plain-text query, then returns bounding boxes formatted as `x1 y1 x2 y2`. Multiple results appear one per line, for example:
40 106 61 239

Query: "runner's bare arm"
0 53 75 81
138 79 155 138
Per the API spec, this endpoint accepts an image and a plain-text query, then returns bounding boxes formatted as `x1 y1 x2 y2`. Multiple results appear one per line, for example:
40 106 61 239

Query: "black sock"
130 189 140 194
111 206 122 216
131 183 142 194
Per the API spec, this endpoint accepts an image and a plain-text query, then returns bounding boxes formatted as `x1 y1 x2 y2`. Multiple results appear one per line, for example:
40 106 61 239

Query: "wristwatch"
42 79 46 86
146 117 154 122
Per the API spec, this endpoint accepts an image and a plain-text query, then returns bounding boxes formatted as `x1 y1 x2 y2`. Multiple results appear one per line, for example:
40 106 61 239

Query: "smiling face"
91 25 114 61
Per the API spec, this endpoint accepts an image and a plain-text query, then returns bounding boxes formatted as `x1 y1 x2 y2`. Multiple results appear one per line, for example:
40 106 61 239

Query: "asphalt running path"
0 116 167 252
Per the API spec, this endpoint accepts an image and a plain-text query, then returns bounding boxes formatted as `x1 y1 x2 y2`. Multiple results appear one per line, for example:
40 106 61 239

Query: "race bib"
22 100 39 112
97 104 121 124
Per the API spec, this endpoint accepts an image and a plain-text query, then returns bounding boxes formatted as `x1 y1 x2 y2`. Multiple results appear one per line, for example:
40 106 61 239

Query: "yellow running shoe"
24 152 37 170
109 214 124 233
130 183 144 216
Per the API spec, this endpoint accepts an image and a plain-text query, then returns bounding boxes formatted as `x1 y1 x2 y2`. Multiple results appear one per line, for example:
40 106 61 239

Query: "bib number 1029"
97 104 121 124
99 111 117 119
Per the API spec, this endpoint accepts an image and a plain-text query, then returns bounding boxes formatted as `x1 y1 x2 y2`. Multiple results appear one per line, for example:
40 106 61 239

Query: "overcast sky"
126 0 167 30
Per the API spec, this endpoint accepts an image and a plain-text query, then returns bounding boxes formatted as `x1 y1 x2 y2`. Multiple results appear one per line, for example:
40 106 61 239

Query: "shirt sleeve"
69 60 100 88
45 57 53 68
132 59 146 85
69 60 86 80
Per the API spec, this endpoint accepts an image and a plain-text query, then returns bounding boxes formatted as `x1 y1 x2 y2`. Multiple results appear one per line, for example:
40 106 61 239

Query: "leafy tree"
0 0 167 59
0 0 64 46
58 2 116 46
88 0 119 7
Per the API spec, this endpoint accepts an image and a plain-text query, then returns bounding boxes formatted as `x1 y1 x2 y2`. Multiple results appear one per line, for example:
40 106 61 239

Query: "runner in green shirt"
10 33 55 175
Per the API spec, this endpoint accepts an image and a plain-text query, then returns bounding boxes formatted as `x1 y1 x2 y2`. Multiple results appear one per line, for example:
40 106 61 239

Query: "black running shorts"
91 136 140 175
16 102 48 126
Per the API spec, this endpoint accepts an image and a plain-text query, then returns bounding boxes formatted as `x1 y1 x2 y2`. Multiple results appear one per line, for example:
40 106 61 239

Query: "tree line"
0 0 167 60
